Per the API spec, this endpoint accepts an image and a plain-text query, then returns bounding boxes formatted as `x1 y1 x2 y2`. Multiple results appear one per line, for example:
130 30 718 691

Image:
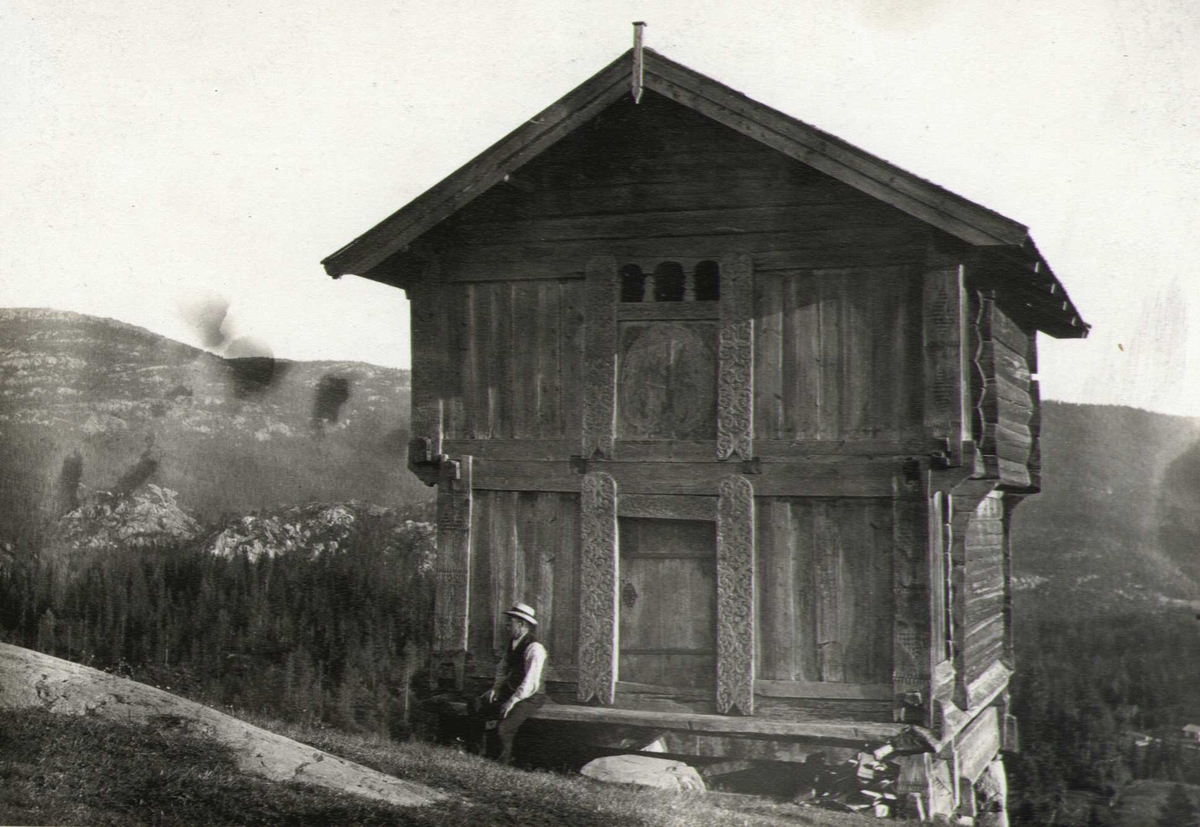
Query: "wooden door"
618 517 716 690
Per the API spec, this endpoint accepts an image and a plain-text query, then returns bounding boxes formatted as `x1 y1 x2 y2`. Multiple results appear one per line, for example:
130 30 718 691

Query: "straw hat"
503 602 538 626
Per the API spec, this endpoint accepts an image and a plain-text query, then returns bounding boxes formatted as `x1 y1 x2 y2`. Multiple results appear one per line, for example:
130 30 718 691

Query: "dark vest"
501 633 543 696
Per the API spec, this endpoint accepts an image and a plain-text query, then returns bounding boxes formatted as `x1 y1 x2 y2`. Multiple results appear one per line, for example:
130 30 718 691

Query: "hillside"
0 308 428 543
1012 401 1200 612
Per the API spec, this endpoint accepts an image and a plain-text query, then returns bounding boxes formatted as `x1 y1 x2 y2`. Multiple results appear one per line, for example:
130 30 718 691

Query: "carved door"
618 517 717 690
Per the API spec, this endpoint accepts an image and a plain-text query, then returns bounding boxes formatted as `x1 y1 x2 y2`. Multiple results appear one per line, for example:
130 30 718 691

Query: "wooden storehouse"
323 45 1087 819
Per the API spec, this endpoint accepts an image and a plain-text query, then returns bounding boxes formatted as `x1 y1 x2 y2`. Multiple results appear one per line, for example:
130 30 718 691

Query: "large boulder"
580 754 706 792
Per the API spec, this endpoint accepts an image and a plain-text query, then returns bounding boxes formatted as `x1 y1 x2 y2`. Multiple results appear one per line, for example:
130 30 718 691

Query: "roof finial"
632 22 647 104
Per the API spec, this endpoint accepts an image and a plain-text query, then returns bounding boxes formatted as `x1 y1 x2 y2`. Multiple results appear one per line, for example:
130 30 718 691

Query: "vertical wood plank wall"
467 490 581 678
754 268 923 445
754 498 894 685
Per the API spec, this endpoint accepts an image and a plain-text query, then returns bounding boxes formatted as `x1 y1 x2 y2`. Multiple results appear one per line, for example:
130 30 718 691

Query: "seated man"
471 602 547 763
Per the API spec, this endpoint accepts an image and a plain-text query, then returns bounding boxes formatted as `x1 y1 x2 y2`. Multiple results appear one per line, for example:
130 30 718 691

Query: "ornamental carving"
717 254 754 461
716 474 755 714
582 257 618 458
578 472 618 704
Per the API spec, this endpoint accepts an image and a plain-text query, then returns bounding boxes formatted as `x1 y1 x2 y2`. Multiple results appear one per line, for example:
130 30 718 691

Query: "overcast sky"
3 1 1198 416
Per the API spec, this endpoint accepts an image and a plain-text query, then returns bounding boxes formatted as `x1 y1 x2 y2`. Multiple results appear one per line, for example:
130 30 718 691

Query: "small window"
619 260 721 303
620 264 646 303
652 262 686 302
693 260 720 301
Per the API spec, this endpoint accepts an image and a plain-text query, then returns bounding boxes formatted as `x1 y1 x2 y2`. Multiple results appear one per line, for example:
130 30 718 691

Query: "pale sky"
3 1 1198 415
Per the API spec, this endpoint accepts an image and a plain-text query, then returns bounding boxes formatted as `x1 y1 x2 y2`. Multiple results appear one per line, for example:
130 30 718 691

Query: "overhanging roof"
322 48 1088 338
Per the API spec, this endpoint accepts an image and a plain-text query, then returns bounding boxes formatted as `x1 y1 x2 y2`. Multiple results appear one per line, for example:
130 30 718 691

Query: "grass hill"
0 308 429 544
0 707 913 827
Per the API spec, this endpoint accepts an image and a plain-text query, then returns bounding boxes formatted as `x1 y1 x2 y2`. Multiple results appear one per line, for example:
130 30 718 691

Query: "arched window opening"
694 260 720 301
620 264 646 303
653 261 686 302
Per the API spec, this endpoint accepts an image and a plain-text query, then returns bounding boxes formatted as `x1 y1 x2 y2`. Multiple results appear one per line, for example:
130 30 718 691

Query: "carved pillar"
433 456 473 659
717 254 754 461
578 471 619 703
716 474 755 715
582 256 618 459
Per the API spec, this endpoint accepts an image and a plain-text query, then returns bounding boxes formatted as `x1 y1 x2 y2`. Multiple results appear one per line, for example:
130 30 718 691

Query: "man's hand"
499 700 514 718
482 689 497 703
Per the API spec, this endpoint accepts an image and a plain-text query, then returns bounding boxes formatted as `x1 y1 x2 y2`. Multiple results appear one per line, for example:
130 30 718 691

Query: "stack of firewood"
794 744 903 818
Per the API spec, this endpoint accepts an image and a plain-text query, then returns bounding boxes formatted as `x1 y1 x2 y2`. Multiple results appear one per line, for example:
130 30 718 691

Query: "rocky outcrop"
0 642 444 808
580 755 707 792
203 500 435 562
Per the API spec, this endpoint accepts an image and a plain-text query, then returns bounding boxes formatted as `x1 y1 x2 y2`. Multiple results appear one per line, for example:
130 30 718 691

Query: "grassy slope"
0 709 915 827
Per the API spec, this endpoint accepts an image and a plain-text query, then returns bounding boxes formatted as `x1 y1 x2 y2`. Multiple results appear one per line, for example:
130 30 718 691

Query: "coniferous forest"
0 510 435 739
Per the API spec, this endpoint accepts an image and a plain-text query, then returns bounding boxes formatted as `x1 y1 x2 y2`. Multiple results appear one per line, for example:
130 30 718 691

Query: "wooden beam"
716 475 756 714
529 701 918 744
578 471 619 704
432 456 472 655
618 494 717 521
470 457 909 497
755 681 894 701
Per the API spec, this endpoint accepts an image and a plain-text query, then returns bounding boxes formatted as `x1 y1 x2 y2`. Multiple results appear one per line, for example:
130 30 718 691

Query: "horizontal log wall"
973 295 1038 488
755 266 923 444
963 493 1005 686
754 497 894 686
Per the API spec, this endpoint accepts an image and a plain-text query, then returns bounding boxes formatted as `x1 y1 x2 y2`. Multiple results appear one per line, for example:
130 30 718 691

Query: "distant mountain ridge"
0 308 425 542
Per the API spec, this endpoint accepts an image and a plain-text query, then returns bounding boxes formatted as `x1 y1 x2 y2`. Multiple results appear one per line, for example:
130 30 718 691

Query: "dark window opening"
653 262 686 302
620 264 646 302
694 260 720 301
619 260 722 303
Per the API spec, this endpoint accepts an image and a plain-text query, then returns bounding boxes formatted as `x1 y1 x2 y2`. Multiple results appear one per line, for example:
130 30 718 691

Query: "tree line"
0 514 434 739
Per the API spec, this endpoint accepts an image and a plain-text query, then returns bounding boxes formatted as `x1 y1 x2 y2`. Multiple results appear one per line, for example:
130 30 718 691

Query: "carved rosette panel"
433 456 472 653
717 254 754 461
578 471 618 704
618 323 717 439
716 474 755 715
582 257 618 459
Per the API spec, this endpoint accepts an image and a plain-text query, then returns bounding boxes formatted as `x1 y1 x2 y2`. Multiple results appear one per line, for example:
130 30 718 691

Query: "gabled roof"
323 47 1088 338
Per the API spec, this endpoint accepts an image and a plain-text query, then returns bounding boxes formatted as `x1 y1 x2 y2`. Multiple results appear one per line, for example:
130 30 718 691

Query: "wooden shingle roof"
323 47 1087 338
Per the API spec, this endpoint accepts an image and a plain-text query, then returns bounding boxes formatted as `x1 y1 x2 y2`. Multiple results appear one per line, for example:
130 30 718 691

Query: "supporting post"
716 475 755 715
432 456 473 685
578 471 619 704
